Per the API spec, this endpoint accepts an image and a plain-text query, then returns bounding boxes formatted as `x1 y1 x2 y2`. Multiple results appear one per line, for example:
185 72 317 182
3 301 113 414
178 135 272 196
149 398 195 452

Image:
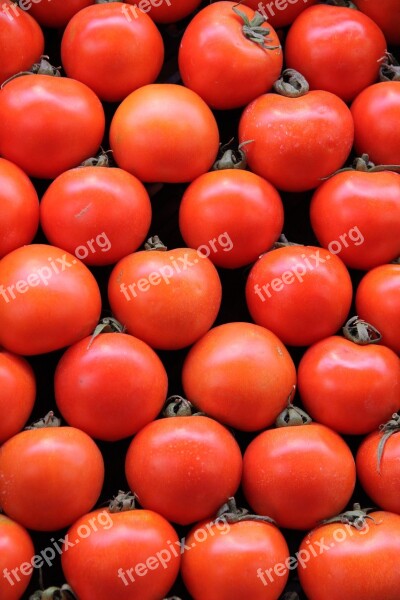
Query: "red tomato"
246 245 353 347
61 3 164 102
181 518 290 600
109 84 220 183
182 322 296 431
351 82 400 165
298 336 400 435
62 506 180 600
244 0 318 29
242 423 356 530
0 515 35 600
0 244 101 355
0 0 44 85
354 0 400 45
0 350 35 444
356 264 400 355
0 75 105 179
125 0 202 23
0 158 39 259
298 509 400 600
310 169 400 270
26 0 94 28
239 89 354 191
285 5 386 102
179 2 282 110
40 165 152 266
179 169 284 268
0 423 104 530
108 245 222 350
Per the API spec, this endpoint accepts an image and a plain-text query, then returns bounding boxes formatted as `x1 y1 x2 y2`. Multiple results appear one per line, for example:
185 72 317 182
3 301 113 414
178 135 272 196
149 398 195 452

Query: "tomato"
179 169 284 268
0 244 101 355
284 5 386 102
0 515 35 600
0 74 105 179
239 88 354 192
244 0 318 29
0 350 35 445
0 158 39 259
354 0 400 46
246 245 353 347
182 322 296 431
181 517 290 600
26 0 94 28
125 0 202 23
298 336 400 435
298 509 400 600
351 82 400 165
62 505 180 600
109 84 220 183
242 422 356 530
355 264 400 355
310 169 400 270
61 3 164 103
108 245 222 350
40 165 152 266
55 332 168 441
0 421 104 531
178 2 282 110
0 0 44 86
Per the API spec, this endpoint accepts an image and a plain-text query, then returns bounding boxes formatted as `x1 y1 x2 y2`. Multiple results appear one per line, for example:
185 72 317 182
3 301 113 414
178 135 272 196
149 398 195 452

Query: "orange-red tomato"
354 0 400 45
26 0 94 28
125 0 202 23
0 515 35 600
244 0 318 29
0 350 35 444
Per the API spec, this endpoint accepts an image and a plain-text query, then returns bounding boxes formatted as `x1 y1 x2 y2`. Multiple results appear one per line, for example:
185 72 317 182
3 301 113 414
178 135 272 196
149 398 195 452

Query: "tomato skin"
355 264 400 355
246 246 353 347
0 350 35 445
244 0 318 29
0 0 44 85
27 0 94 28
0 515 35 600
354 0 400 45
239 91 354 192
62 508 180 600
182 322 296 432
0 75 105 179
0 427 104 531
351 82 400 165
179 169 284 269
298 511 400 600
125 0 202 23
109 84 220 183
0 244 102 356
0 158 39 259
181 519 289 600
242 423 356 530
108 247 222 350
40 166 152 266
125 416 242 525
298 337 400 435
61 3 164 103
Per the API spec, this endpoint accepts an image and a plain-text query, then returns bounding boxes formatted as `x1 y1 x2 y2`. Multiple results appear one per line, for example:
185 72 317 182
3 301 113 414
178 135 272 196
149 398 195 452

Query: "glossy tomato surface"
0 515 35 600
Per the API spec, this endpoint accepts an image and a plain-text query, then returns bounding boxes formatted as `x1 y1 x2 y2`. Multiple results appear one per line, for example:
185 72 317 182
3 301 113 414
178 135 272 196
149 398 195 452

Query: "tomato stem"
275 386 312 428
323 154 400 179
212 140 251 171
320 503 379 529
232 5 281 51
321 0 357 8
144 236 168 251
25 412 61 430
377 413 400 474
379 52 400 82
109 491 136 513
163 395 205 418
29 584 77 600
273 69 309 98
87 317 126 350
79 149 112 168
216 496 276 525
342 316 382 345
1 56 61 89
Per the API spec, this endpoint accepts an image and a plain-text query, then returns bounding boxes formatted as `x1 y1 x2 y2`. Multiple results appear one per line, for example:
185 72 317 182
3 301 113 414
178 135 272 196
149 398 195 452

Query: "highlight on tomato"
0 514 35 600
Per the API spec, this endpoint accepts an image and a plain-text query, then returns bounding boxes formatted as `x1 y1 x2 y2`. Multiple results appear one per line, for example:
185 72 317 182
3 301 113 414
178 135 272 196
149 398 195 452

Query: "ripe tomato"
0 0 44 85
239 88 354 191
0 350 35 444
179 169 284 268
109 84 219 183
0 74 105 179
310 169 400 270
351 82 400 165
243 0 318 29
62 505 180 600
0 515 35 600
181 517 290 600
356 264 400 355
242 423 356 529
246 245 353 347
0 421 104 531
40 164 152 266
298 509 400 600
182 322 296 431
284 4 386 102
0 244 101 355
125 0 202 23
108 245 222 350
26 0 94 28
298 336 400 435
354 0 400 46
61 3 164 103
179 2 282 110
0 158 39 259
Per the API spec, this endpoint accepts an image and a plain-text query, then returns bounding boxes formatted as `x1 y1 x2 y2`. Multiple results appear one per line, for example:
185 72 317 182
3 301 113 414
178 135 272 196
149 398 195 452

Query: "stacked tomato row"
0 0 400 599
